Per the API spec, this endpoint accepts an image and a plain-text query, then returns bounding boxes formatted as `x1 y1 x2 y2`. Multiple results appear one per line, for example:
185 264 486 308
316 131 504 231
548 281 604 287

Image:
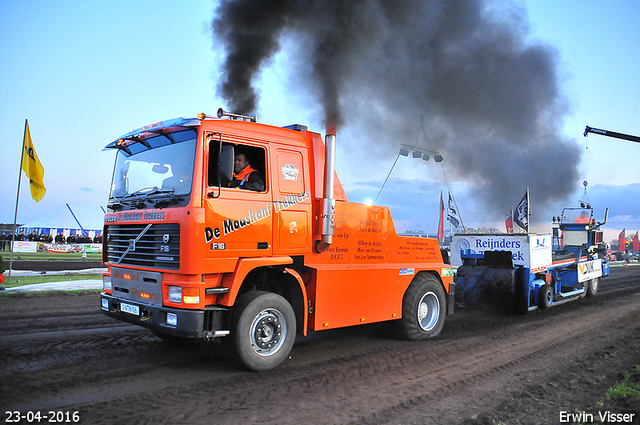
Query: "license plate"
121 302 140 316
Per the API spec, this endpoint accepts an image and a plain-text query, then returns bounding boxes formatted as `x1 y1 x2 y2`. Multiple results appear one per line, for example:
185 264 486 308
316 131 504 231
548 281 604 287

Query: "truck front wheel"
230 291 296 371
399 274 446 340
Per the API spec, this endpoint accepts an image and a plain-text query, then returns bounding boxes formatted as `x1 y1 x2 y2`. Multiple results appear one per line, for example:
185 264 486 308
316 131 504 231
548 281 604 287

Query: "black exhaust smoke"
212 0 580 220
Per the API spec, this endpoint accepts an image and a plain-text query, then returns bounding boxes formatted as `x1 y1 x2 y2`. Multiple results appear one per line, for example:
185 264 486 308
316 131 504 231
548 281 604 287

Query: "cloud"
214 0 579 222
587 182 640 227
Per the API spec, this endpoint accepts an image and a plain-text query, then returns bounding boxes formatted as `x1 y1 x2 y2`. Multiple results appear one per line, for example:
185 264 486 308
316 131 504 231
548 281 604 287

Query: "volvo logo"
163 234 170 243
129 240 136 251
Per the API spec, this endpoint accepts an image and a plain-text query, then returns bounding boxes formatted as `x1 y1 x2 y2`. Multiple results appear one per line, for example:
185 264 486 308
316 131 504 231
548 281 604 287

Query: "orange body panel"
305 201 451 330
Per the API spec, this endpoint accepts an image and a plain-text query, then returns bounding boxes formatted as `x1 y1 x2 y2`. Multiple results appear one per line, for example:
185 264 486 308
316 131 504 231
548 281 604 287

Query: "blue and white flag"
513 191 529 232
447 192 460 228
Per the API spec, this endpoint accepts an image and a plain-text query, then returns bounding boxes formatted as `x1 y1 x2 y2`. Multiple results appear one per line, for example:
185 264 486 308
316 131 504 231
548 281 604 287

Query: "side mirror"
219 145 234 185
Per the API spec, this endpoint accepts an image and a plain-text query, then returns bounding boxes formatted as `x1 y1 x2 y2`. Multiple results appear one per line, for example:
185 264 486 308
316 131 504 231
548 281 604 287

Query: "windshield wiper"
145 188 176 198
123 187 175 200
108 196 124 211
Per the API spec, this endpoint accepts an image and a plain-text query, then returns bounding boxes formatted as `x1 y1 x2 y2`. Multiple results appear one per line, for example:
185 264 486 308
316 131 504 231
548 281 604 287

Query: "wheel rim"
417 291 440 332
591 279 598 292
250 308 286 357
546 289 552 304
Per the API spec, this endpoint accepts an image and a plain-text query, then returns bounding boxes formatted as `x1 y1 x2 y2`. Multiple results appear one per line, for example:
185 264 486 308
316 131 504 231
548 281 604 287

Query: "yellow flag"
21 120 46 202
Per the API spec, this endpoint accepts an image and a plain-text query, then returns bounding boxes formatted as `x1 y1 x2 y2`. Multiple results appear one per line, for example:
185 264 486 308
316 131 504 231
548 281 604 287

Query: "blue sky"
1 0 638 242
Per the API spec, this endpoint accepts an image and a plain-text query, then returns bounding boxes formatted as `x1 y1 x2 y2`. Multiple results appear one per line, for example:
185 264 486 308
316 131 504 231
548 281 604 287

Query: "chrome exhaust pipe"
315 133 336 253
597 207 609 227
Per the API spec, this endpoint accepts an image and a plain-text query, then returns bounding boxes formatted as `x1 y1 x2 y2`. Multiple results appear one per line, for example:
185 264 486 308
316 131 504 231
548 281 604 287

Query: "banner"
505 209 513 233
634 232 639 251
618 229 625 252
513 191 529 232
447 192 460 228
42 243 103 253
22 120 46 202
11 241 38 252
437 191 444 242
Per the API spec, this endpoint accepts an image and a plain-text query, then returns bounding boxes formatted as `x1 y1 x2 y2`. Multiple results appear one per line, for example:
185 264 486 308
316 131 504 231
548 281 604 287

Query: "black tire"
585 277 599 297
399 274 446 340
538 284 553 309
230 291 296 371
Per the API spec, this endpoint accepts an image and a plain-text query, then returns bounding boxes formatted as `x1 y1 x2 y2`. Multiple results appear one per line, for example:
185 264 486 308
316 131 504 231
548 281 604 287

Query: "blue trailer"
451 206 609 314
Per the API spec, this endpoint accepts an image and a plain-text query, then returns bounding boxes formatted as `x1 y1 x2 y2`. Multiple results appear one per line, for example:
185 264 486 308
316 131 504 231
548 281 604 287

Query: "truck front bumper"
100 292 228 339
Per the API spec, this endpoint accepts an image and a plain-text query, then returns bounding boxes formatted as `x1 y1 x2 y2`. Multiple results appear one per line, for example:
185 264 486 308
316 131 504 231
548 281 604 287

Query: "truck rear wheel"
538 284 553 309
230 291 296 371
586 277 599 297
399 274 445 340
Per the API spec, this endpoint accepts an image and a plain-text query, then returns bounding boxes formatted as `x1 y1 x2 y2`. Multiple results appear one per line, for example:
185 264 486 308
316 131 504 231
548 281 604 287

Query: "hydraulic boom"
584 126 640 144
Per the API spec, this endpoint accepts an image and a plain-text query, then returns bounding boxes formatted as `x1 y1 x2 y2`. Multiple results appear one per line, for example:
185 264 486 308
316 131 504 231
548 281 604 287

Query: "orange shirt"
233 165 257 182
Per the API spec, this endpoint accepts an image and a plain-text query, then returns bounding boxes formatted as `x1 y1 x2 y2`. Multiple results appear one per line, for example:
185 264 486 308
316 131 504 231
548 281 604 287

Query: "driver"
575 211 590 223
229 152 264 191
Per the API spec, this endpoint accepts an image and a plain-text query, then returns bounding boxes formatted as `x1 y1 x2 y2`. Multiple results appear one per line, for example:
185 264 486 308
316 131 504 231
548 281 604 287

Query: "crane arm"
584 125 640 144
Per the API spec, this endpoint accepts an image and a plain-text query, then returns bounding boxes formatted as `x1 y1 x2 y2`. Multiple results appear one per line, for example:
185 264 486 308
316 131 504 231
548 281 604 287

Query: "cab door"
204 138 273 258
271 147 312 255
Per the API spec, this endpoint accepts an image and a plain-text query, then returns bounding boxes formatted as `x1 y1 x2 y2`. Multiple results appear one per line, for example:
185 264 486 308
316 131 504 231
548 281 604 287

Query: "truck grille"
105 223 180 270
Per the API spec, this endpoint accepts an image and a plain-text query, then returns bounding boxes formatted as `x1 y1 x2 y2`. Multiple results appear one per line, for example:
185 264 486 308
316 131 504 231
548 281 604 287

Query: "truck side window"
209 141 267 192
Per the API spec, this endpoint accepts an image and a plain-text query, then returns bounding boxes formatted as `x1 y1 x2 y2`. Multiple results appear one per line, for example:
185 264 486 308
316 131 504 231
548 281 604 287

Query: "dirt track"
1 267 639 425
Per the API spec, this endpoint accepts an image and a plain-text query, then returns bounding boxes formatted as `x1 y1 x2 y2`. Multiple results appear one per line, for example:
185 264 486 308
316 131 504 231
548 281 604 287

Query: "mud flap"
512 266 530 315
447 282 455 315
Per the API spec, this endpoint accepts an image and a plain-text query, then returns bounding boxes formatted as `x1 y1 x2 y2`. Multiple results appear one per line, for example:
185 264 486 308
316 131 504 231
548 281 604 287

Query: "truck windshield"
108 130 197 208
561 208 592 224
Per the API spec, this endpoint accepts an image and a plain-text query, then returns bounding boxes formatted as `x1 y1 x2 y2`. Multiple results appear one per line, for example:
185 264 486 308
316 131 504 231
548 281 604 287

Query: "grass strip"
2 273 103 288
1 252 102 261
593 365 640 421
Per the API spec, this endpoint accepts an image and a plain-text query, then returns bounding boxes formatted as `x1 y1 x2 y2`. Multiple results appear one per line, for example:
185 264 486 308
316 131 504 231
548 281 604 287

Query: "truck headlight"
103 275 112 292
168 286 182 303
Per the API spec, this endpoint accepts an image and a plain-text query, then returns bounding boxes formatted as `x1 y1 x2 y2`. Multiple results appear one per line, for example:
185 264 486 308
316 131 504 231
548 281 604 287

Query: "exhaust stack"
315 133 336 253
597 208 609 227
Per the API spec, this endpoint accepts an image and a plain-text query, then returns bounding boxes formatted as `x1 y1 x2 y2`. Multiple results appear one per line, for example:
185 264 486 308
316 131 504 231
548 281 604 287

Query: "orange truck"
100 109 455 370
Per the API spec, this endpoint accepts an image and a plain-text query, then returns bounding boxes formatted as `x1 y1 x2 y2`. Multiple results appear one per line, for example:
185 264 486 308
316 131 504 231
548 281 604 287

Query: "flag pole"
7 119 28 286
448 191 452 238
526 186 530 233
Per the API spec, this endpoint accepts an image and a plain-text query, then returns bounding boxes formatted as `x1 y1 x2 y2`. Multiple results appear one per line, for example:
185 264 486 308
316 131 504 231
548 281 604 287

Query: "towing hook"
140 310 152 321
